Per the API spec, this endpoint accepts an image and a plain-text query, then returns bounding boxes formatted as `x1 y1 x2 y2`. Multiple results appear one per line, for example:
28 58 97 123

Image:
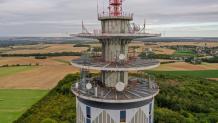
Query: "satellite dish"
86 83 92 90
119 54 126 60
115 82 125 92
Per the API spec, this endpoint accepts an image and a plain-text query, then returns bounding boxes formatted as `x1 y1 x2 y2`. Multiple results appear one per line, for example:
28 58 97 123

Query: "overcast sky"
0 0 218 37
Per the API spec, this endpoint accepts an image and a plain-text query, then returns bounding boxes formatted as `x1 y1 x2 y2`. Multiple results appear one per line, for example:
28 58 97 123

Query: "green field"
174 50 195 56
0 89 48 123
0 66 34 78
153 70 218 78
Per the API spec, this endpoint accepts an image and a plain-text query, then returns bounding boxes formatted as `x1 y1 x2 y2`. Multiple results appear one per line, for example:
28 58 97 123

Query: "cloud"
0 0 218 37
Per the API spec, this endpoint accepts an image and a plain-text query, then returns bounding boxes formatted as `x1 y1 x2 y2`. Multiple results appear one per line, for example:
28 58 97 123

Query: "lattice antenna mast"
139 19 146 33
81 20 90 34
97 0 99 15
143 19 146 33
109 0 123 16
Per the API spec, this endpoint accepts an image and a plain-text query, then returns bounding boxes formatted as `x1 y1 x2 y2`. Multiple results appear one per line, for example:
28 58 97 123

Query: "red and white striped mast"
109 0 122 16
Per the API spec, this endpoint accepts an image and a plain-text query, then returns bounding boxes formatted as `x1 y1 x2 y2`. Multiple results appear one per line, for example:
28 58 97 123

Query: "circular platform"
76 33 161 40
71 58 160 71
72 79 159 103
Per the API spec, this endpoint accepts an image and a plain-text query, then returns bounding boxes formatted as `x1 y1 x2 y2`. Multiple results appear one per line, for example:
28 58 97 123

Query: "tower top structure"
109 0 123 16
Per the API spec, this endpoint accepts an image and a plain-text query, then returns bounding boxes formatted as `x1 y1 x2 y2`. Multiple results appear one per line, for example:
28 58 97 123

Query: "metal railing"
98 12 133 19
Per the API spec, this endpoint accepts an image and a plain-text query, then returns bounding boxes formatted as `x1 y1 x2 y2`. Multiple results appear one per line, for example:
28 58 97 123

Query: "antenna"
115 82 125 92
81 21 90 34
97 0 99 15
86 83 92 90
75 83 79 89
139 19 146 33
119 54 126 60
144 19 146 33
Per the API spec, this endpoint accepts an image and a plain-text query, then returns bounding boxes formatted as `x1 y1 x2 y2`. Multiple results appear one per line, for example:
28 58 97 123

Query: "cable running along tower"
72 0 161 123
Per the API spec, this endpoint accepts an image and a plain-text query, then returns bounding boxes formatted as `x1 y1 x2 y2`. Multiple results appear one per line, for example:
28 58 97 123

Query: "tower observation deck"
71 0 161 123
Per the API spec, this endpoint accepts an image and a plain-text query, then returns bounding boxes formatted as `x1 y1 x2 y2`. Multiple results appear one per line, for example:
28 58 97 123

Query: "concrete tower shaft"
101 71 128 87
101 19 130 34
99 0 133 88
100 39 130 62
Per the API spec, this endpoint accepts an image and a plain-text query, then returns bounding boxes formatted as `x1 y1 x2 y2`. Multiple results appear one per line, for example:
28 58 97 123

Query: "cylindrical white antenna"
75 83 79 89
95 87 98 97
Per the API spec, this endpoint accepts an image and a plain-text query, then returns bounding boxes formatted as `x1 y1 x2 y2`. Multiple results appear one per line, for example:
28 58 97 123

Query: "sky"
0 0 218 37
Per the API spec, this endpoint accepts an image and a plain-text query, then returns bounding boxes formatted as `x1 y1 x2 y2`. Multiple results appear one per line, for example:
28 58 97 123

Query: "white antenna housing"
86 83 92 90
119 54 126 60
75 83 79 89
115 82 125 92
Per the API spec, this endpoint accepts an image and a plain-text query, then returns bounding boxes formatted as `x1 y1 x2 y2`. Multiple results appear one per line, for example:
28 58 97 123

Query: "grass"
0 89 48 123
15 74 78 123
152 70 218 78
0 66 34 78
173 50 195 56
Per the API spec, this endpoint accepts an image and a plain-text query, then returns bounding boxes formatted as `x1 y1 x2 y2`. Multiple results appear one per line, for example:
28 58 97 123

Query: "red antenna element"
109 0 122 16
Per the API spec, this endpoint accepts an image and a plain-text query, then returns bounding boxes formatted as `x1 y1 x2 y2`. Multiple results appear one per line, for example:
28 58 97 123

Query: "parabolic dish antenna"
119 54 126 60
86 83 92 90
115 82 125 92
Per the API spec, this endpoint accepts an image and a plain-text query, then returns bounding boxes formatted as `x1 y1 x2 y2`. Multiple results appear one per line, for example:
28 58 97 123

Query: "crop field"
0 44 88 54
0 56 79 123
153 48 176 55
0 56 79 66
174 50 195 56
154 62 218 71
159 42 218 47
0 89 48 123
0 66 34 78
0 56 79 89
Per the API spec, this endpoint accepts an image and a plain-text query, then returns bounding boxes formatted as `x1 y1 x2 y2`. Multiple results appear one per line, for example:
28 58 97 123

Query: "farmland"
0 42 218 123
0 44 88 55
0 45 81 123
0 89 48 123
154 62 218 71
0 66 34 78
0 56 79 89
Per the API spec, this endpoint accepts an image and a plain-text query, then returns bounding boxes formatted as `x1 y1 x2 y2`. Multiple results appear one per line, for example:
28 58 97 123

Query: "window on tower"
120 110 126 123
86 119 91 123
149 103 152 123
86 106 91 118
149 103 152 114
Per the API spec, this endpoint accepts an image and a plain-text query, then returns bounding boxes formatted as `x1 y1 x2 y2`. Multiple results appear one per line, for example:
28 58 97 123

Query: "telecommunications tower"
72 0 161 123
